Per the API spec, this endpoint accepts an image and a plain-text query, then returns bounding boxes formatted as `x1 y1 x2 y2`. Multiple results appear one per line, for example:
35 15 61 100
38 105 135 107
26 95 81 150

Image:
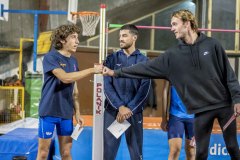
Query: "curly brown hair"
50 24 81 50
171 9 198 32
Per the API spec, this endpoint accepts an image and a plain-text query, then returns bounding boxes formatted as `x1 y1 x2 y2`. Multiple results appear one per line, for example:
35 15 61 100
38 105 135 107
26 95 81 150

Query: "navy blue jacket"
104 49 151 114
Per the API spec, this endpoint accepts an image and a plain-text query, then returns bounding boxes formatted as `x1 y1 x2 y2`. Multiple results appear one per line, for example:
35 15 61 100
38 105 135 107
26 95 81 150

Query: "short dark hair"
120 24 139 36
51 24 81 50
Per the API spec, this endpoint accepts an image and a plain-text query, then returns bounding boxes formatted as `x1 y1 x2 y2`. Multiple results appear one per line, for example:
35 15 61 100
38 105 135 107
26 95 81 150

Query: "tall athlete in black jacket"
103 9 240 160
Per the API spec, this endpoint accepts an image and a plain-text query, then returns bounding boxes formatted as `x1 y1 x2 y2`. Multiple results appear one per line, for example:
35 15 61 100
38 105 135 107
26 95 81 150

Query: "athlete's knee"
37 149 49 160
170 147 181 154
61 148 71 158
170 144 181 153
185 143 196 159
186 149 195 160
169 147 181 160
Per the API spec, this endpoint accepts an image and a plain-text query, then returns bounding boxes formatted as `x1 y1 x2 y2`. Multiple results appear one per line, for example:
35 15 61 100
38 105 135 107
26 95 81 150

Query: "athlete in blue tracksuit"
103 24 151 160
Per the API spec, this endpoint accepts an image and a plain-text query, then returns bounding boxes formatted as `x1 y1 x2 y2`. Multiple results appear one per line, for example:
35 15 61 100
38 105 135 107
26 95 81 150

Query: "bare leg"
37 138 52 160
185 139 195 160
58 135 73 160
168 138 182 160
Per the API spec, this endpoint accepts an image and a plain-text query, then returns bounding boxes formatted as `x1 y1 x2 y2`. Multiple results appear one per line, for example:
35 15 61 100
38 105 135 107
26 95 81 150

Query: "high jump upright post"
92 4 106 160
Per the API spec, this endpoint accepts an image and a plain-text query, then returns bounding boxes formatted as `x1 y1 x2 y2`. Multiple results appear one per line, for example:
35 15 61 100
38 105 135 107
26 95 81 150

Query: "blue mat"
0 128 55 160
0 127 238 160
54 127 174 160
0 128 38 160
53 127 239 160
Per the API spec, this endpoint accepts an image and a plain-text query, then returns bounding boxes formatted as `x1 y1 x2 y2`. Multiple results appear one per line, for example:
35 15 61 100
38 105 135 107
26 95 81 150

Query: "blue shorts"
168 114 194 140
38 116 73 139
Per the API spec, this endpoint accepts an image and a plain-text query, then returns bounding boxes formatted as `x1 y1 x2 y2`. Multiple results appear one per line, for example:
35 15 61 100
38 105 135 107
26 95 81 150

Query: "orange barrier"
74 115 240 133
74 115 161 129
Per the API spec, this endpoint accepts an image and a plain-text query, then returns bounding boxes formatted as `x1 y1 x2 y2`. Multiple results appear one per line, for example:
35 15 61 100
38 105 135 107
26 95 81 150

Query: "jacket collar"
119 49 141 56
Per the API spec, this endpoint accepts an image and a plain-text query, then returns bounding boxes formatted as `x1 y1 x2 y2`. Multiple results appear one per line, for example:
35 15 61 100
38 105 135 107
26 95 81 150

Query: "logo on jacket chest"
59 62 66 67
115 63 134 67
59 61 76 71
203 51 210 56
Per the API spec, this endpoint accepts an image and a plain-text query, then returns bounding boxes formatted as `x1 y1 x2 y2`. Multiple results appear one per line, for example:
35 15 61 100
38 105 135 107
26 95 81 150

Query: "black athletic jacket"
114 33 240 114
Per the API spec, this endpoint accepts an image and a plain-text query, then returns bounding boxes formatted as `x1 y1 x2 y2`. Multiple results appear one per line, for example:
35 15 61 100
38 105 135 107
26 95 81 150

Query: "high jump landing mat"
0 116 239 160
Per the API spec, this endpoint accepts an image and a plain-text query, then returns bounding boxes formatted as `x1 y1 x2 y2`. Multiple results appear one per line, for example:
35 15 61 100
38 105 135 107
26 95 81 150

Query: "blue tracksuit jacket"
104 49 151 114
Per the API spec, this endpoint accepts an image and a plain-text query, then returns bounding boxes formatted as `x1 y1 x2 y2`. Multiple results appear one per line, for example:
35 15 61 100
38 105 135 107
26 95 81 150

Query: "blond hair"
171 9 198 32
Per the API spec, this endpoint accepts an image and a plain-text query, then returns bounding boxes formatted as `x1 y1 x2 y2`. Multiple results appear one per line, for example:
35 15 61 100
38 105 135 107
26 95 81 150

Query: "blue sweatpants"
104 109 143 160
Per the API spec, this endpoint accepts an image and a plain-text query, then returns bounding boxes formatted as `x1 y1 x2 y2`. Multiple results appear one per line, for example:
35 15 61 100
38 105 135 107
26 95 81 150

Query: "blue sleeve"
43 54 60 73
104 55 125 109
73 57 79 71
127 79 151 114
127 57 151 114
115 52 170 79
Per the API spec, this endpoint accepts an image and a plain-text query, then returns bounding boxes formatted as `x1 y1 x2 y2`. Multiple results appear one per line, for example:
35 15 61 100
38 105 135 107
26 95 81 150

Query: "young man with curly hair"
37 24 102 160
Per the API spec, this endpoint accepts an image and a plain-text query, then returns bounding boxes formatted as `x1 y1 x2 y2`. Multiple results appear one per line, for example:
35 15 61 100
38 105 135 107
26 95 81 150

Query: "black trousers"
194 106 240 160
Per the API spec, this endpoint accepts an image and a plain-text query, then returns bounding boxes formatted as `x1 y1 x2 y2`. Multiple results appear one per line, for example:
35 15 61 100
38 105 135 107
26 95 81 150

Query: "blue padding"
53 127 183 160
116 129 172 160
54 127 240 160
0 127 238 159
0 128 38 160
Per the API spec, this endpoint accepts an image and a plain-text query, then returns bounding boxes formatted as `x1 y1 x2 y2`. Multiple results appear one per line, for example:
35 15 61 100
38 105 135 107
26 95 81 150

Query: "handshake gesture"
93 63 115 76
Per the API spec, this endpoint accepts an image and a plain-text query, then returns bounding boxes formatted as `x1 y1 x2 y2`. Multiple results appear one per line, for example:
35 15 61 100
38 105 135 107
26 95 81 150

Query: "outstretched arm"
52 64 103 84
103 53 169 79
